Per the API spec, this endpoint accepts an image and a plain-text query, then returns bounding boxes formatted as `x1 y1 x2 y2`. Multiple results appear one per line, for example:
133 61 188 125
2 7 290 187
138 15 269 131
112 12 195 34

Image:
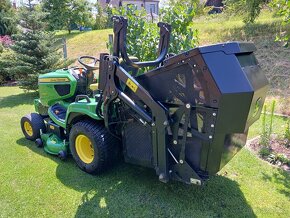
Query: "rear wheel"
69 120 120 174
21 113 46 141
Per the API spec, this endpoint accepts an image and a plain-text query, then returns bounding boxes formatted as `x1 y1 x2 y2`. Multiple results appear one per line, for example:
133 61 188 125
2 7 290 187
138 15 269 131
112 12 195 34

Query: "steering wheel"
78 55 99 71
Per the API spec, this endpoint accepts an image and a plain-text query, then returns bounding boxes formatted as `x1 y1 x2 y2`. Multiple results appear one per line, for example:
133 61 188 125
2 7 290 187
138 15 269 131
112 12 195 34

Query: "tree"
225 0 289 45
224 0 269 23
160 0 199 53
6 3 71 91
42 0 93 33
271 0 290 46
0 47 15 84
93 3 113 30
0 0 18 35
112 6 160 63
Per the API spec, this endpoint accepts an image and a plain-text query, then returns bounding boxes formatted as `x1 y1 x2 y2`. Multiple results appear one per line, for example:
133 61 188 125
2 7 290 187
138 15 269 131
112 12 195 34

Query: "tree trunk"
68 25 71 34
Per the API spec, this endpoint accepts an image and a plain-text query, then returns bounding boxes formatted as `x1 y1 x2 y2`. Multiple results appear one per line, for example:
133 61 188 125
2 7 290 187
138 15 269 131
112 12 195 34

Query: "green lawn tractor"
21 16 269 185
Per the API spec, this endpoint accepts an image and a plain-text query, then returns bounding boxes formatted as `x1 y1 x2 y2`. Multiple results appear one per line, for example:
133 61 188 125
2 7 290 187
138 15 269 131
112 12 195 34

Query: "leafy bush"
112 6 159 63
284 120 290 147
112 2 198 68
259 146 271 157
93 4 113 30
259 147 290 166
266 153 290 166
0 48 16 84
276 153 290 165
42 0 93 33
160 1 199 54
270 0 290 46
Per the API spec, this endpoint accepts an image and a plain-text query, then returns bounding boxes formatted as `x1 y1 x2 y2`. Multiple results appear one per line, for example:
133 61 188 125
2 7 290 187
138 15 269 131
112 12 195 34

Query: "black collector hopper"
99 16 269 184
136 42 269 176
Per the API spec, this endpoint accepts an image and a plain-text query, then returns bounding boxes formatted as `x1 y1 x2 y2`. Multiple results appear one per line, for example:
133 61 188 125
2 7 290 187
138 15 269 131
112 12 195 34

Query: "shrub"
259 101 276 146
259 146 271 157
284 120 290 147
260 105 270 146
93 4 113 30
276 153 289 165
111 2 199 73
160 1 199 54
112 6 159 63
0 48 16 84
266 153 290 166
42 0 93 34
270 0 290 47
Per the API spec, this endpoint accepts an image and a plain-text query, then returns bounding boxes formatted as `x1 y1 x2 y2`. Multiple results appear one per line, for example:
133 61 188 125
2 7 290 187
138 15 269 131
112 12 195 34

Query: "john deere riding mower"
21 16 269 185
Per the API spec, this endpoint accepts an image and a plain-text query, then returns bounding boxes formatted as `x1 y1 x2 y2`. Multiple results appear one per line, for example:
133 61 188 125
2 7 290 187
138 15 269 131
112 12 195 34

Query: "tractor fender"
65 100 103 128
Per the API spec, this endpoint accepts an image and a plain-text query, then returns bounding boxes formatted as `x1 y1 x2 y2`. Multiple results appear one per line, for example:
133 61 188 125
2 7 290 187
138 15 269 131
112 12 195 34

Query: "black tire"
69 120 120 174
58 150 67 160
21 113 46 141
35 138 43 147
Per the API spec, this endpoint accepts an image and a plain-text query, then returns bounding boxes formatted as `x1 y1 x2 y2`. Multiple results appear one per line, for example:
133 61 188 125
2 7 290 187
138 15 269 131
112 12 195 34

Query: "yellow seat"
89 83 98 91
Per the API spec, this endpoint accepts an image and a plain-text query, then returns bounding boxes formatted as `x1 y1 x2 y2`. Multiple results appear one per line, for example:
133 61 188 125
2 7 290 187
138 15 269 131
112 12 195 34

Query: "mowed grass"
0 86 290 217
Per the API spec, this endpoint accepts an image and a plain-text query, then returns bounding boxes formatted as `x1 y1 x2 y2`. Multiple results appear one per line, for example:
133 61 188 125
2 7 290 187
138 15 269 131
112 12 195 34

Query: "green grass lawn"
0 86 290 217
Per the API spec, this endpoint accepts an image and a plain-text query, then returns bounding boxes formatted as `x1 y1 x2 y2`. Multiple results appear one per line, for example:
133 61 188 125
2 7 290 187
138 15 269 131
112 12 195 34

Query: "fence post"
62 37 67 59
108 34 113 55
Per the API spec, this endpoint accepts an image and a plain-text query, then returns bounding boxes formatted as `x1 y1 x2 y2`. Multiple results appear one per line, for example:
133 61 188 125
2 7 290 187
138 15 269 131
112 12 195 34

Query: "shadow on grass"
17 137 256 217
56 30 84 39
0 92 37 108
262 169 290 198
226 21 283 41
55 31 85 48
202 20 287 42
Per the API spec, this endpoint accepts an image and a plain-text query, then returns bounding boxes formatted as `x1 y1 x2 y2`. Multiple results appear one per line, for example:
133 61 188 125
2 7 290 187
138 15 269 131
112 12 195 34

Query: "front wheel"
21 113 46 141
69 120 120 174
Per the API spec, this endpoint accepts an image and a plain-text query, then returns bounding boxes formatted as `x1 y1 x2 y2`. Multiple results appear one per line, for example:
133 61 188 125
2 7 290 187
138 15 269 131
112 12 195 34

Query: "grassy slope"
56 29 112 61
194 11 290 115
0 87 289 217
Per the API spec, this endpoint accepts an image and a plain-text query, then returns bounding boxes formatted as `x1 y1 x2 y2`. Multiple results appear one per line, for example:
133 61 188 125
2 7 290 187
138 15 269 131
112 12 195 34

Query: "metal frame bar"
100 57 170 182
112 16 171 68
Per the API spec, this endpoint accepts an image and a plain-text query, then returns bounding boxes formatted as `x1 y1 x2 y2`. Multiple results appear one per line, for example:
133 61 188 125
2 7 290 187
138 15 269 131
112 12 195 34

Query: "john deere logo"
253 97 262 117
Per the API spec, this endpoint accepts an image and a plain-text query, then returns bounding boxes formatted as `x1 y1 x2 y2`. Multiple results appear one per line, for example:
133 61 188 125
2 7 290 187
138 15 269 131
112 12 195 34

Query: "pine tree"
8 2 71 91
0 0 18 35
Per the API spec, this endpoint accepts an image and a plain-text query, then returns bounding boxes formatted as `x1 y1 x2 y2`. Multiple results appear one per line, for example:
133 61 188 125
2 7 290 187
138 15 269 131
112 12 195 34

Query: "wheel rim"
24 121 33 137
75 134 94 164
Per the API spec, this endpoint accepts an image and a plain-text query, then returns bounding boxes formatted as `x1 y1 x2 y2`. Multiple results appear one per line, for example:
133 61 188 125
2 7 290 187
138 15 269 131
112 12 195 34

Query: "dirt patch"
248 136 290 172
